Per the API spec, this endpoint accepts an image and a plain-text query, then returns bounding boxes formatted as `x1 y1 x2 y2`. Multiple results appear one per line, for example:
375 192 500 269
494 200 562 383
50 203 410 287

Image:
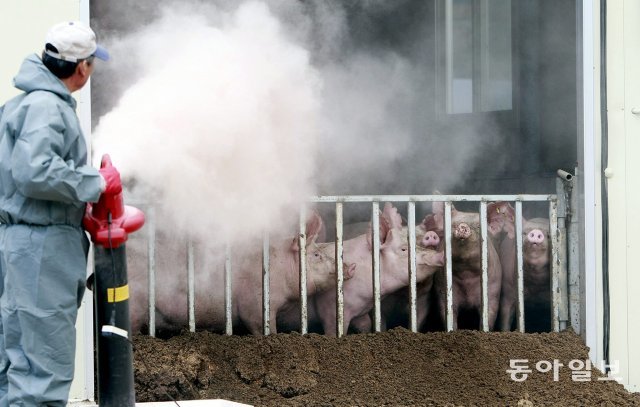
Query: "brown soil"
133 328 640 406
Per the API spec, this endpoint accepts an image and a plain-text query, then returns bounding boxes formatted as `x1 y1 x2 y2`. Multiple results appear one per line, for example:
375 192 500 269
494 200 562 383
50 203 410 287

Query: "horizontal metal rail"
141 193 563 337
310 194 555 203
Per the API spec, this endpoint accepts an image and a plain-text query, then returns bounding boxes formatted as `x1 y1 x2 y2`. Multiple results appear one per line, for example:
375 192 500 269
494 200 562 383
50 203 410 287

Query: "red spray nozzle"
83 154 145 248
101 154 113 169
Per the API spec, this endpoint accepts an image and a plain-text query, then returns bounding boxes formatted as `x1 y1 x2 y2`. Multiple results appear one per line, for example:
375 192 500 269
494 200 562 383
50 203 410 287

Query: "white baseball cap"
44 21 109 62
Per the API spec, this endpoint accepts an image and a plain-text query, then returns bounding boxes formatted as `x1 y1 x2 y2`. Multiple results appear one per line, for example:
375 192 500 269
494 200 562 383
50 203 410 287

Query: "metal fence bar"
335 202 345 338
371 202 381 333
479 202 489 332
444 201 454 332
567 171 581 333
262 232 270 335
549 199 560 332
224 242 232 335
407 202 418 333
515 201 525 333
555 178 569 331
147 206 156 337
298 207 308 335
187 239 195 333
311 194 554 203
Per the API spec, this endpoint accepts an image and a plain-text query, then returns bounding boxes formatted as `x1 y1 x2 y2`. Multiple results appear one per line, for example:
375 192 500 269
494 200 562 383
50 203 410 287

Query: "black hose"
599 0 611 373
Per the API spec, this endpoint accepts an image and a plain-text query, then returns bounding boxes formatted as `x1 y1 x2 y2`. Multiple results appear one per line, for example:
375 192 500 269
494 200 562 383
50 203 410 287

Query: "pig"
485 203 552 332
379 227 444 332
522 217 551 331
487 201 518 332
314 203 445 336
127 210 356 335
426 201 503 331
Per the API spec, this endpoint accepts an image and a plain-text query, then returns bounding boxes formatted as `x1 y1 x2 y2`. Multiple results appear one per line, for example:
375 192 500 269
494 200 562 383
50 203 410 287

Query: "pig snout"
527 229 545 245
454 223 472 240
421 231 440 247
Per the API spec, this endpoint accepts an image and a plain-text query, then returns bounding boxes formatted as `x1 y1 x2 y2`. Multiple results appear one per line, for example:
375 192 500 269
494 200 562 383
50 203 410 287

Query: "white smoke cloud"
93 1 321 243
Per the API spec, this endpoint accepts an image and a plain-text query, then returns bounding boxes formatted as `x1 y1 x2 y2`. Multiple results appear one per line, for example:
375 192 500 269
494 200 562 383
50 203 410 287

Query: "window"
445 0 512 114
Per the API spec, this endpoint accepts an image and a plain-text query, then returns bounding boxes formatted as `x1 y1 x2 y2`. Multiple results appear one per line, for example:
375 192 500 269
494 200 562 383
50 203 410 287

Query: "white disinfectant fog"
93 1 321 245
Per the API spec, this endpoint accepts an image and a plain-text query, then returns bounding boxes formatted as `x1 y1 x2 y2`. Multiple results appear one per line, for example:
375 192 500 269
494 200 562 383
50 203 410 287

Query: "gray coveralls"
0 54 103 406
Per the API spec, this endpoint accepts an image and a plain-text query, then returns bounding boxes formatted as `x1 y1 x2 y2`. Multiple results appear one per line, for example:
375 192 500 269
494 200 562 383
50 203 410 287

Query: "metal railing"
138 191 569 337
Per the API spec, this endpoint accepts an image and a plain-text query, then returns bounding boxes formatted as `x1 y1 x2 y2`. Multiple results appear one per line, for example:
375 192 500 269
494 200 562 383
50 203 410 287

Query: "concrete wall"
0 0 94 402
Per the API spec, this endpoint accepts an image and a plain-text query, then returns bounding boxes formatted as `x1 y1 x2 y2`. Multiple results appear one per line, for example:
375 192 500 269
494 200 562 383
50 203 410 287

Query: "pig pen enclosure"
122 191 634 405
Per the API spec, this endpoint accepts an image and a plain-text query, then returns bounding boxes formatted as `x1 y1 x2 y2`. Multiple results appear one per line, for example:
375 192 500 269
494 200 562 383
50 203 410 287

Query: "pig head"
233 210 356 334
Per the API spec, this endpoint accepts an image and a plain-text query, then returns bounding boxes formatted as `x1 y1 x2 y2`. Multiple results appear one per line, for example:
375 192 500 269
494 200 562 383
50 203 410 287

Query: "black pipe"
94 244 136 406
599 0 611 373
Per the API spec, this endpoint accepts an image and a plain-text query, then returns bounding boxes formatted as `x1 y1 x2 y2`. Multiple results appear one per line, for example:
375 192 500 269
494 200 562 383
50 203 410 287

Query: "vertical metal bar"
515 201 525 333
187 239 195 333
555 178 569 331
549 199 560 332
444 202 454 332
147 206 156 337
298 207 308 335
568 173 581 333
262 232 270 335
224 242 232 335
408 202 418 332
335 202 345 338
371 202 381 332
480 202 489 332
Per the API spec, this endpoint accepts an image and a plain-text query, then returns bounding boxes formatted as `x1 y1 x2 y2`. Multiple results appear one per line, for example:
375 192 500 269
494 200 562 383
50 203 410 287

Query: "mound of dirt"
132 328 640 406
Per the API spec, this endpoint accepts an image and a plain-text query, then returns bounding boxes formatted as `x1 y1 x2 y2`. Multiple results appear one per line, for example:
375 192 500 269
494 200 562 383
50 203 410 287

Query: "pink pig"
314 203 444 336
486 202 552 332
426 201 503 331
127 211 355 335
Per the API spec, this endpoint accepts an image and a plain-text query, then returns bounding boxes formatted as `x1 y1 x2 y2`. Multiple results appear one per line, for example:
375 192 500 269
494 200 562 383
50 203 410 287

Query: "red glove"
99 166 122 194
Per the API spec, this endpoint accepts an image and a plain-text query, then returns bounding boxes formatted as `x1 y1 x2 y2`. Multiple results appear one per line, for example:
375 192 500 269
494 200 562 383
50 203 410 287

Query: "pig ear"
365 221 384 250
290 210 325 252
432 201 444 215
502 203 516 239
382 202 402 230
487 201 505 237
421 214 437 231
344 263 357 280
305 210 325 246
488 201 516 239
431 201 447 230
290 236 300 252
366 204 396 250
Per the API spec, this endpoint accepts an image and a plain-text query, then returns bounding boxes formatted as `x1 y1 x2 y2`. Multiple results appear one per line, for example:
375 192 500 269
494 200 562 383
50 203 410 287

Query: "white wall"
0 0 95 402
605 0 640 393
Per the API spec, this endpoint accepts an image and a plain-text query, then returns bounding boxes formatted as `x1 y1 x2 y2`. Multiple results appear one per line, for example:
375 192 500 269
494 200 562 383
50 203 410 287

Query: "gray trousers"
0 224 88 407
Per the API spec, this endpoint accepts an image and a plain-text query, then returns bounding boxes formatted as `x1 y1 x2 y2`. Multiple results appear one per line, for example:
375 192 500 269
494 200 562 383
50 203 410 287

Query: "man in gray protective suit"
0 21 121 406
